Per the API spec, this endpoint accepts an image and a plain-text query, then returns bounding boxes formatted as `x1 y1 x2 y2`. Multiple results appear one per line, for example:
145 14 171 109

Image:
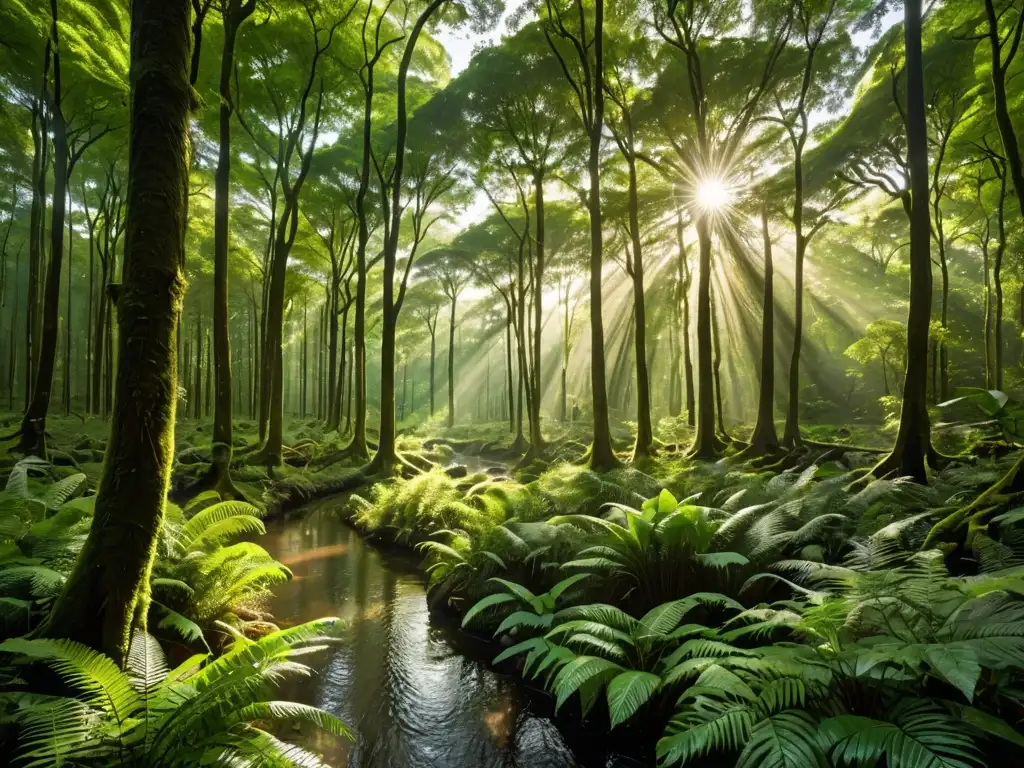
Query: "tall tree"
653 0 793 459
205 0 258 494
873 0 934 481
545 0 620 470
39 0 190 664
19 0 120 455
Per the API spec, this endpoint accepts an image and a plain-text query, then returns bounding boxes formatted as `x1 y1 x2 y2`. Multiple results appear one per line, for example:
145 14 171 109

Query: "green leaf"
548 572 591 603
493 636 547 665
922 644 981 702
822 701 981 768
696 551 750 569
738 710 827 768
940 700 1024 748
487 577 539 610
552 656 623 712
495 610 553 635
0 637 140 722
606 671 660 728
461 592 516 628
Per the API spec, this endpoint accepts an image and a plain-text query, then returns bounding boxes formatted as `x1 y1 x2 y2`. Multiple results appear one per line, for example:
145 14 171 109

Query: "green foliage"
351 468 505 543
657 554 1024 767
0 621 351 767
550 489 751 612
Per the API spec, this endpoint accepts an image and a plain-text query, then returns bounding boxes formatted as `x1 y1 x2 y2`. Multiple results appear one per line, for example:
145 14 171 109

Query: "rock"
232 436 249 448
74 435 94 450
445 464 468 479
486 466 506 476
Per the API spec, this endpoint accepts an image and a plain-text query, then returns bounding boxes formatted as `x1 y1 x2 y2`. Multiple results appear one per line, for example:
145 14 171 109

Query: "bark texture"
38 0 190 665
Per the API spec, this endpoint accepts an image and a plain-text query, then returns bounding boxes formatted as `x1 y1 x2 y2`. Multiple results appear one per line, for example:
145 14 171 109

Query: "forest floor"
3 410 1023 765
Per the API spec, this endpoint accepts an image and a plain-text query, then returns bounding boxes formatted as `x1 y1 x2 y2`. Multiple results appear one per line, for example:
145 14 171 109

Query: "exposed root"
802 439 887 456
925 450 1024 551
171 443 253 506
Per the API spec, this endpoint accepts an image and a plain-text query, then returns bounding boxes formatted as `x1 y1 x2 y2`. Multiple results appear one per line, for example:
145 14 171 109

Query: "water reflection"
263 500 640 768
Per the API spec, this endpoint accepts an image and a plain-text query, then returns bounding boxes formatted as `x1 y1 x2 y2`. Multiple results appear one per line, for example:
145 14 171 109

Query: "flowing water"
262 494 645 768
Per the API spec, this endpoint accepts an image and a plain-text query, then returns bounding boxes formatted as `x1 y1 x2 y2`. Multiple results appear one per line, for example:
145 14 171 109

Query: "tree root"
802 439 887 456
924 450 1024 551
171 443 253 506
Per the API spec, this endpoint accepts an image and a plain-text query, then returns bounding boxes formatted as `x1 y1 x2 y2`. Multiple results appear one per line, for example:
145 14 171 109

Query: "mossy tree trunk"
38 0 190 665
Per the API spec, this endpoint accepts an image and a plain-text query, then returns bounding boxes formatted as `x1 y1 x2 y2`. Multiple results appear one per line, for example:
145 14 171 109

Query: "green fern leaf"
0 637 140 722
737 710 827 768
822 701 981 768
552 655 623 711
606 670 660 728
461 592 516 628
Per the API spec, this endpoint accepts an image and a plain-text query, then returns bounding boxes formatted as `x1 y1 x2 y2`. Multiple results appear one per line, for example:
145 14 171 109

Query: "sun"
696 179 733 213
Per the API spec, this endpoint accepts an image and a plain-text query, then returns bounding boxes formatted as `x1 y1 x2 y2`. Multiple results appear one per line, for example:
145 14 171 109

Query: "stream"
262 485 646 767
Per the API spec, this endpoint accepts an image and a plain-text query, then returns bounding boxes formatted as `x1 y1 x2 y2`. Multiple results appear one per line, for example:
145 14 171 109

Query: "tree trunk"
782 194 806 448
747 207 779 454
712 284 727 438
938 236 949 402
626 155 653 459
92 260 109 415
63 195 73 415
104 302 113 417
204 329 211 418
330 302 347 431
447 296 456 427
193 318 202 419
25 48 49 409
7 249 19 411
208 0 253 489
400 359 407 422
530 174 545 452
38 0 190 664
585 0 619 471
874 0 933 482
985 0 1024 223
429 326 437 418
19 2 68 457
688 217 721 458
327 284 339 426
345 342 353 433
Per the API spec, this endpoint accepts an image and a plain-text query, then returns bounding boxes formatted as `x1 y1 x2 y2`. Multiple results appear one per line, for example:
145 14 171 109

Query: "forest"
2 0 1024 765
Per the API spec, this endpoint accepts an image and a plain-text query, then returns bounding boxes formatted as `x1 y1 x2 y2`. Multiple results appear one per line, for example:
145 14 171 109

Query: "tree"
770 0 864 449
236 2 346 468
417 248 472 428
652 0 794 459
38 0 191 664
545 0 620 470
604 17 657 460
873 0 934 482
18 0 124 455
845 318 907 398
744 207 780 456
408 283 445 418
